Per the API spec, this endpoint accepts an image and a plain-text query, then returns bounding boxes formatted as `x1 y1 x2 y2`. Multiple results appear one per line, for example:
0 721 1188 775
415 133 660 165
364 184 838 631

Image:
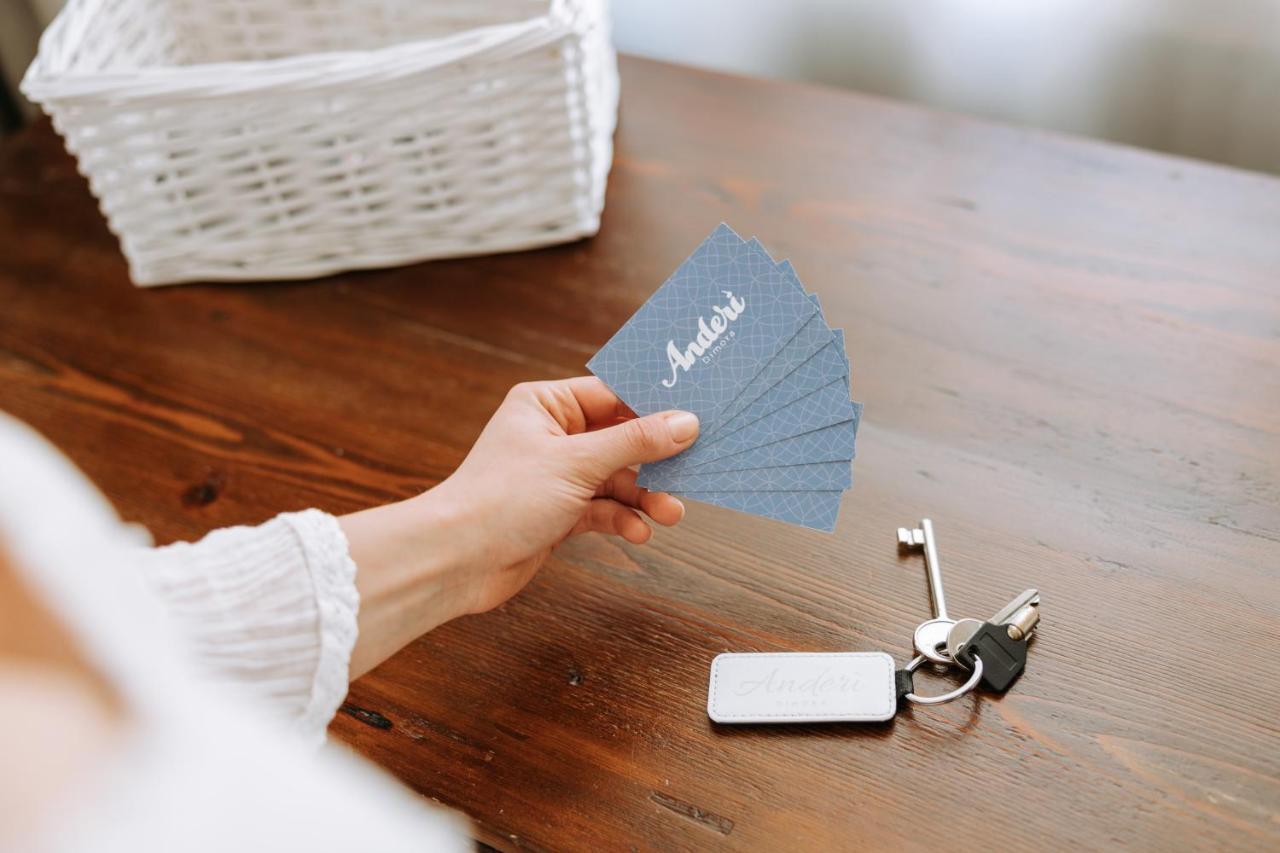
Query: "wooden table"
2 56 1278 851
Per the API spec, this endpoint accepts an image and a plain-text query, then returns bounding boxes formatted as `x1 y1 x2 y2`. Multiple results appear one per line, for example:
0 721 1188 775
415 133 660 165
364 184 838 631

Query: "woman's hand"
340 378 698 676
432 377 699 613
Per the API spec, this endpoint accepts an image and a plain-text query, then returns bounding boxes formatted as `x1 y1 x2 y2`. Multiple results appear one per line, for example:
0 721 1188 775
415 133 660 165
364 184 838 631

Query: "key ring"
903 653 983 706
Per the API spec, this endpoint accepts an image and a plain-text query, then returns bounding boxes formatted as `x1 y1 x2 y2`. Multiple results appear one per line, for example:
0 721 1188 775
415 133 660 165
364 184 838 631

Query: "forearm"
339 486 483 679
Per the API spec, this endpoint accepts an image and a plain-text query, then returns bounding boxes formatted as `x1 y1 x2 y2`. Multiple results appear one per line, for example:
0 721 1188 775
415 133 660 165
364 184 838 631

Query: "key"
955 623 1028 691
897 519 955 664
945 588 1040 661
954 594 1042 692
951 591 1041 666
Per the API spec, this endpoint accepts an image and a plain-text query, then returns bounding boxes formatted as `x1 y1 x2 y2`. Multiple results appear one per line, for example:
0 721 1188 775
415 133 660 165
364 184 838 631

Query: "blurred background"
4 0 1279 175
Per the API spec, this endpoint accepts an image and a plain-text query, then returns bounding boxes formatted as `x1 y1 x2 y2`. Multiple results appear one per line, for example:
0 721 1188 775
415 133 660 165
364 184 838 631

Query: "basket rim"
22 0 584 105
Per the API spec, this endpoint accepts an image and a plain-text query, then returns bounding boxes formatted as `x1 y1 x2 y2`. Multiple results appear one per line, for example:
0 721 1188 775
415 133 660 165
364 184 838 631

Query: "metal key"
956 621 1030 691
946 588 1040 662
897 519 956 664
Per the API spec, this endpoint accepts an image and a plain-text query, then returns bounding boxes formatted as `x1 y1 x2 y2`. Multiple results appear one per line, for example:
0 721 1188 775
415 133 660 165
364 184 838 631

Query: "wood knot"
340 702 393 730
181 471 225 507
651 792 734 835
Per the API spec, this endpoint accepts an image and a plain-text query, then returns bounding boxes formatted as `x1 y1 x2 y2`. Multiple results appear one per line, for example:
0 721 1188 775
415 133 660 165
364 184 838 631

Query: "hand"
340 378 698 677
432 377 699 614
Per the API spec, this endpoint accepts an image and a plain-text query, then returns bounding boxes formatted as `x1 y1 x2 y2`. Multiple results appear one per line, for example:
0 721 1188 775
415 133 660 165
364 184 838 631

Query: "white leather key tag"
707 652 897 724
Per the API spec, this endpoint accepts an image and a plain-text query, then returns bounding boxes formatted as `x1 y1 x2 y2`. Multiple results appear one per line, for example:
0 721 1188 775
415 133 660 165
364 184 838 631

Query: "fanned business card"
587 224 818 434
587 224 861 532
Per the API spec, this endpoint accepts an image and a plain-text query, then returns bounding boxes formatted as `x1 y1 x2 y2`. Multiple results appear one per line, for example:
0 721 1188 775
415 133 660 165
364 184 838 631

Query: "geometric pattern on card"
589 225 862 532
587 223 818 432
714 336 849 439
673 488 844 532
699 257 835 439
663 380 854 474
653 461 852 493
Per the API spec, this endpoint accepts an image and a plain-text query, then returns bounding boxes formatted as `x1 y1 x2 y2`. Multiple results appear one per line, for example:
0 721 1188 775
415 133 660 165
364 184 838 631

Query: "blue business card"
714 332 848 438
638 379 853 486
700 286 836 440
587 223 819 433
587 224 861 532
686 402 862 473
653 461 852 493
673 489 844 532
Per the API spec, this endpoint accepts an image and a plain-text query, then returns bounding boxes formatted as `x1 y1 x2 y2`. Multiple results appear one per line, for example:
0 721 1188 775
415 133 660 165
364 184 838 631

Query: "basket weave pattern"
22 0 618 286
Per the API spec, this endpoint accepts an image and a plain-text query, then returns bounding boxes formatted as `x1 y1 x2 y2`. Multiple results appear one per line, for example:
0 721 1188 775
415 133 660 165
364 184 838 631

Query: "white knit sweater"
134 509 361 743
0 413 468 851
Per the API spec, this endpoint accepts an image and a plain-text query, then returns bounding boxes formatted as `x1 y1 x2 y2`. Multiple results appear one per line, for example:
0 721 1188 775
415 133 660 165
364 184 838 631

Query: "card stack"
587 223 861 532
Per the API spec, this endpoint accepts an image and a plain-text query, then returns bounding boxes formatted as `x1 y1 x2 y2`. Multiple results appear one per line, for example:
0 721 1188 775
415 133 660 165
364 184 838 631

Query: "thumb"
574 411 699 476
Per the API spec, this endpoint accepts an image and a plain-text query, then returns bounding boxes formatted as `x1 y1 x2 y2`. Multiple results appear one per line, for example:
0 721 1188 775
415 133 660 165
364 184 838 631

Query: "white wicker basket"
22 0 618 286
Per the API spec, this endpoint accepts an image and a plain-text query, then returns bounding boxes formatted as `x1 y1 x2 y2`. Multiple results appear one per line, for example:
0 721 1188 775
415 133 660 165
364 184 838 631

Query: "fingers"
642 491 686 527
552 376 637 432
596 468 686 526
510 377 638 436
562 376 637 426
572 410 699 477
581 498 652 544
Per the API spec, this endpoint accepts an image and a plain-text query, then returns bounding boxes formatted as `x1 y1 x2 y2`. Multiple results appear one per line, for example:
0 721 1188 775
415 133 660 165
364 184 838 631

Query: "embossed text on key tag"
707 652 897 724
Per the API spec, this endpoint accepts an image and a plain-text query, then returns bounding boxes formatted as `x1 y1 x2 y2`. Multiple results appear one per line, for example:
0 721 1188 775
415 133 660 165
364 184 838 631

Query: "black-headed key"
953 596 1040 692
956 622 1029 691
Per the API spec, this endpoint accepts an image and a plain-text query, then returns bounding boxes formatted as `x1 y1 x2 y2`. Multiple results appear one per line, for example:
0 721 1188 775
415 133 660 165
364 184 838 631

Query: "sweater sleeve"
132 509 359 744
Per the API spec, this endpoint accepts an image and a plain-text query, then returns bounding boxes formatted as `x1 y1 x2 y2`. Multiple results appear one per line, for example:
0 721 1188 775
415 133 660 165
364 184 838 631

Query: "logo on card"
662 290 747 388
732 667 862 699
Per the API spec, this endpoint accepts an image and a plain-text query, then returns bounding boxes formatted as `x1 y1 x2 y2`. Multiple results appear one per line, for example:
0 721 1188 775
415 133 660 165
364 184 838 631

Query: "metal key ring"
903 654 983 706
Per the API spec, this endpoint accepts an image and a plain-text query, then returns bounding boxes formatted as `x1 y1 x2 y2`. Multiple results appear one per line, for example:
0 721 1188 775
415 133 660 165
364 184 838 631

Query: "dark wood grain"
2 56 1278 852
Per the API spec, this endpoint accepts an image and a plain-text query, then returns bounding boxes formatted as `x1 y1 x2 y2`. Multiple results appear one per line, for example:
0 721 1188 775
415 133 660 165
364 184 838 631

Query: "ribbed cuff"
280 509 360 746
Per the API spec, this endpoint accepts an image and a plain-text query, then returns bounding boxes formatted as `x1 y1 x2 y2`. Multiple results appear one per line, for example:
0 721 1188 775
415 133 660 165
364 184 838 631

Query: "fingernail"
664 411 699 443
